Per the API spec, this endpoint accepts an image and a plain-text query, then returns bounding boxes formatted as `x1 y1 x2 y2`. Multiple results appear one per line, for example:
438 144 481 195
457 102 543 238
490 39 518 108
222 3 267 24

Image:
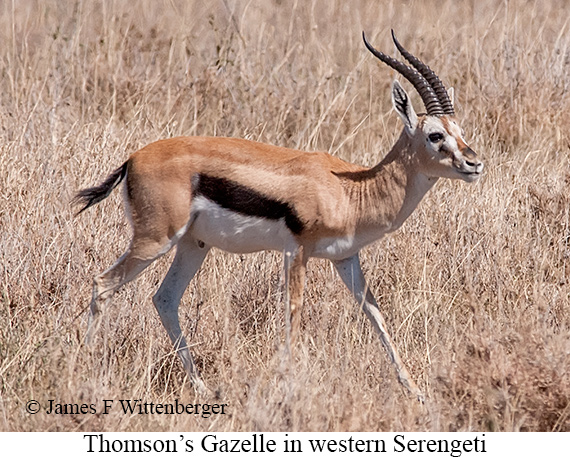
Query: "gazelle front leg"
283 244 308 352
333 254 424 402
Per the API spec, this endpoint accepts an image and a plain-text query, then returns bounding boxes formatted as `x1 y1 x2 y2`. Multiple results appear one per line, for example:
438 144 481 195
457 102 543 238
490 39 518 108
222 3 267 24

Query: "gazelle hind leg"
333 254 424 402
283 244 307 352
152 234 210 394
85 236 177 345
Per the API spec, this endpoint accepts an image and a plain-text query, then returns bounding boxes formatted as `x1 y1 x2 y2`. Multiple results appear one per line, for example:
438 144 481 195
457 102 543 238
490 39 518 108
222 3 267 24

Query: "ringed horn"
362 30 455 116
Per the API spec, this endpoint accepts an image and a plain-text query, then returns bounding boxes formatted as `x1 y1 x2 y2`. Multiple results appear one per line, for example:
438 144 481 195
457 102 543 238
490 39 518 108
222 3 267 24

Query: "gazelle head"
363 31 483 183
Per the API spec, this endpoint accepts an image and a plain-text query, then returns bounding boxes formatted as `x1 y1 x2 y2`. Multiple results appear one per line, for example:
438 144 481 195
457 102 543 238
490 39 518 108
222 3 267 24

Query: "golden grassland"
1 0 569 431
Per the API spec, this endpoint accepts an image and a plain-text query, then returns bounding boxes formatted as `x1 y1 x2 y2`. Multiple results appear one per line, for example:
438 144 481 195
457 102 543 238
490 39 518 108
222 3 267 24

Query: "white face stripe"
445 135 459 154
422 116 446 135
423 116 463 137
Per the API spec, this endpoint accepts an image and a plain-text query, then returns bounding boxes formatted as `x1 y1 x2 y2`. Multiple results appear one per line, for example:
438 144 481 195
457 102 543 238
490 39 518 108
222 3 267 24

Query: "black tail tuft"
73 162 128 215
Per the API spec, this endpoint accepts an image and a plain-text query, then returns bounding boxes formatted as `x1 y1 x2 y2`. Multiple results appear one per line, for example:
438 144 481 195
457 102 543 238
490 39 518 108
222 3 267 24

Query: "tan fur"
125 136 365 244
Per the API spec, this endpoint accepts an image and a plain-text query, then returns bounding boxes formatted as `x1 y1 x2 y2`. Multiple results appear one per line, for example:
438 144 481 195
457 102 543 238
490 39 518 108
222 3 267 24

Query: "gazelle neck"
342 131 438 236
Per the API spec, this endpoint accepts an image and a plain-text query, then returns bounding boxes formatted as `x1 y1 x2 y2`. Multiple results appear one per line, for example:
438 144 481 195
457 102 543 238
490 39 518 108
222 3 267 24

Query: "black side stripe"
192 174 305 235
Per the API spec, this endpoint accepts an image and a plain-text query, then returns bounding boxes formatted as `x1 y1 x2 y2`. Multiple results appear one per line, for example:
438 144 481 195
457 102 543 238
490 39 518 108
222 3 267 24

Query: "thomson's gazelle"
75 31 483 400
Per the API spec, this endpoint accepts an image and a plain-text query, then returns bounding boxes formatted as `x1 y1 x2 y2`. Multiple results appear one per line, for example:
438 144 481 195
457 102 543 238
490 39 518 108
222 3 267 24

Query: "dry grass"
1 0 569 432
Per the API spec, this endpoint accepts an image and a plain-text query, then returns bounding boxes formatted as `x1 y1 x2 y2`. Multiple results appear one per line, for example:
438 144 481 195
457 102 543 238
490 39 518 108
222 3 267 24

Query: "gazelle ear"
447 87 454 107
391 80 418 134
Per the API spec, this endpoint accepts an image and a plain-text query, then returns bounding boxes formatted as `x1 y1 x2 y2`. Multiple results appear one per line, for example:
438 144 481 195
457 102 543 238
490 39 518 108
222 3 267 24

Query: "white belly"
189 197 294 253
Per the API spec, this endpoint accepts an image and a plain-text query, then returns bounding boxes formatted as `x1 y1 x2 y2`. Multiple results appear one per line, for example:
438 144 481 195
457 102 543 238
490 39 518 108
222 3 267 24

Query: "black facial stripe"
193 174 304 235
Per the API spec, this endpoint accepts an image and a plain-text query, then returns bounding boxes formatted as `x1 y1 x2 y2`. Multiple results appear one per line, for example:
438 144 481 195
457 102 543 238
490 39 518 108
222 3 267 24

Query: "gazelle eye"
428 132 444 143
